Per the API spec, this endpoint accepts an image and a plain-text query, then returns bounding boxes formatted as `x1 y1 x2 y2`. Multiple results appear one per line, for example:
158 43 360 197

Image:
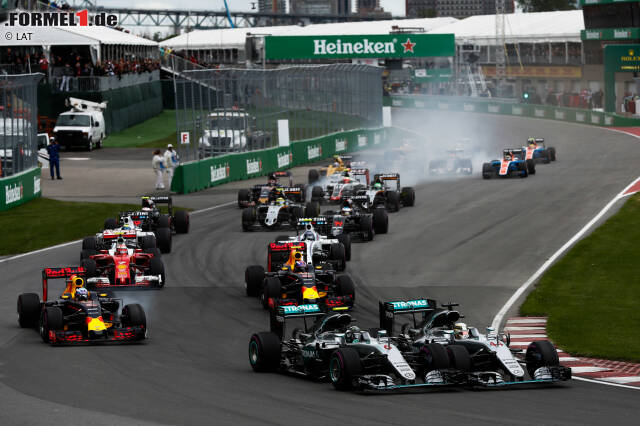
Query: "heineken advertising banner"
264 34 455 60
0 167 42 211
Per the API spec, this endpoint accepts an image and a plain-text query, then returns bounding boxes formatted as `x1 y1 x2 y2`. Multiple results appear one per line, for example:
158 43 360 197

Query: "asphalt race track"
1 109 640 425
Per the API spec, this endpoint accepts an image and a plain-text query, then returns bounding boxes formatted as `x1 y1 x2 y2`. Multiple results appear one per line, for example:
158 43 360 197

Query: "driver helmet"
373 182 382 190
141 207 152 212
267 173 277 185
345 326 362 343
75 286 89 301
342 170 350 177
142 198 154 209
294 260 306 272
276 197 285 206
504 152 512 161
454 322 469 339
121 224 132 231
527 137 536 146
341 206 352 216
302 230 316 241
115 244 128 256
333 161 340 167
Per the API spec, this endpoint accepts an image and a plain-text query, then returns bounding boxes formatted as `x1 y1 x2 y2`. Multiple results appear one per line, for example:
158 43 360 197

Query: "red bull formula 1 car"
16 267 147 344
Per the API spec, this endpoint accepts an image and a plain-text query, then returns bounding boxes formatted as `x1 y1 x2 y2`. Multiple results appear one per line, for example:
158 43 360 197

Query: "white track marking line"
504 326 546 331
506 334 548 338
559 357 581 362
573 376 640 390
506 318 547 324
570 366 613 373
0 200 236 264
491 175 640 331
599 376 640 384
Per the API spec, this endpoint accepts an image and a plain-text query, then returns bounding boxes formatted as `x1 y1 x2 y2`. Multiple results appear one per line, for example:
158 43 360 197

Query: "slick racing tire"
548 147 557 161
122 303 147 336
245 265 265 297
482 163 493 180
17 293 40 328
400 187 415 207
336 275 355 306
80 249 96 262
149 257 166 287
158 215 171 229
420 343 450 372
387 191 401 212
242 207 257 232
360 215 374 241
525 340 559 378
337 234 351 261
311 186 324 202
80 258 97 279
141 235 157 250
104 217 117 230
144 247 162 258
308 169 320 184
237 188 251 208
372 208 388 234
82 236 97 250
174 210 190 234
526 159 536 175
249 332 281 372
330 348 362 391
156 227 172 254
291 207 304 224
40 306 63 343
262 277 282 310
304 201 320 218
329 243 346 271
447 345 472 371
518 162 528 178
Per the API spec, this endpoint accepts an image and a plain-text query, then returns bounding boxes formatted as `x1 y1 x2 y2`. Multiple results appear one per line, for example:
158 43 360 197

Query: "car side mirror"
94 122 100 127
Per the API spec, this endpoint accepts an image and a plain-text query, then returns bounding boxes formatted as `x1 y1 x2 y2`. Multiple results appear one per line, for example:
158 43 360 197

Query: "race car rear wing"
379 298 437 336
42 266 86 302
270 303 325 339
373 173 401 190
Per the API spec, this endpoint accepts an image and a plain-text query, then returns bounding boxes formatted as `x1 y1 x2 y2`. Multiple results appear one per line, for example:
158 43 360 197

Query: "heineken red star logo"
402 38 416 53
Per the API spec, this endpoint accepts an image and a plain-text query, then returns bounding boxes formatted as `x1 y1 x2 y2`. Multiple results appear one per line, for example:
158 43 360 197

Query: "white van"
53 97 107 151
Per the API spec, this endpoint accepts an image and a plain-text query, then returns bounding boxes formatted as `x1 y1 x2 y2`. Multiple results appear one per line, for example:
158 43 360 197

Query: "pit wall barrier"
383 95 640 127
171 127 393 194
0 167 42 211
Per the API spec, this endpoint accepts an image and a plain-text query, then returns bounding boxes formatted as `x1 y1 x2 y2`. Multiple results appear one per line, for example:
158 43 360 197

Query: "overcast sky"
93 0 406 16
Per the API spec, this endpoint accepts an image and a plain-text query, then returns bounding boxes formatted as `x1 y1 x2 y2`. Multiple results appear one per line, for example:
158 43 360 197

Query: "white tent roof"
160 17 458 50
0 24 158 47
428 10 584 45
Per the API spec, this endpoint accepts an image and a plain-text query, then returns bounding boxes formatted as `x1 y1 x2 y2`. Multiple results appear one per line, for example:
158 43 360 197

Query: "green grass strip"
104 110 177 148
521 193 640 362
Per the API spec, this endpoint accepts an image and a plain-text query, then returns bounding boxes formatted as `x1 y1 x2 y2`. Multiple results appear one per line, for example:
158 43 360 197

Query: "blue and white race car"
482 150 533 179
522 138 556 164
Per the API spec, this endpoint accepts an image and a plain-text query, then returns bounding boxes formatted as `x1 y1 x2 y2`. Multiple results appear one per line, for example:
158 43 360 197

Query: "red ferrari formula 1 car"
80 238 165 288
16 266 147 345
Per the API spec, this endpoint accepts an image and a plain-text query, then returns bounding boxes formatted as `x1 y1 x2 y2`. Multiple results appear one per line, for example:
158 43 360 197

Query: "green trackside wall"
38 81 163 134
171 128 392 194
0 167 42 211
383 95 640 127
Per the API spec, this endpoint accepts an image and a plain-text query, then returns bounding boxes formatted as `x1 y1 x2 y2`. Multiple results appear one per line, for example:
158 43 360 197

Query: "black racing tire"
249 332 281 372
158 215 171 229
291 206 304 223
40 306 63 343
304 201 320 218
17 293 40 328
80 258 97 278
149 257 166 287
336 274 355 306
308 169 320 184
387 191 401 212
482 163 493 180
337 234 351 261
242 207 257 232
518 161 528 178
311 186 324 201
80 249 96 262
104 217 117 230
237 188 251 208
372 208 388 234
401 187 415 207
330 347 362 390
141 235 156 250
526 159 536 175
245 265 265 297
542 151 551 164
360 215 374 241
144 247 162 258
447 345 472 371
525 340 559 378
82 236 97 250
174 210 190 234
420 343 450 371
122 303 147 331
262 277 282 310
329 243 346 271
156 227 172 254
548 147 557 161
274 235 290 243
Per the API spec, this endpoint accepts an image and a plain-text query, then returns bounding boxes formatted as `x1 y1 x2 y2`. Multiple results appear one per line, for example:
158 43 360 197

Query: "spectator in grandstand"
152 149 166 190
